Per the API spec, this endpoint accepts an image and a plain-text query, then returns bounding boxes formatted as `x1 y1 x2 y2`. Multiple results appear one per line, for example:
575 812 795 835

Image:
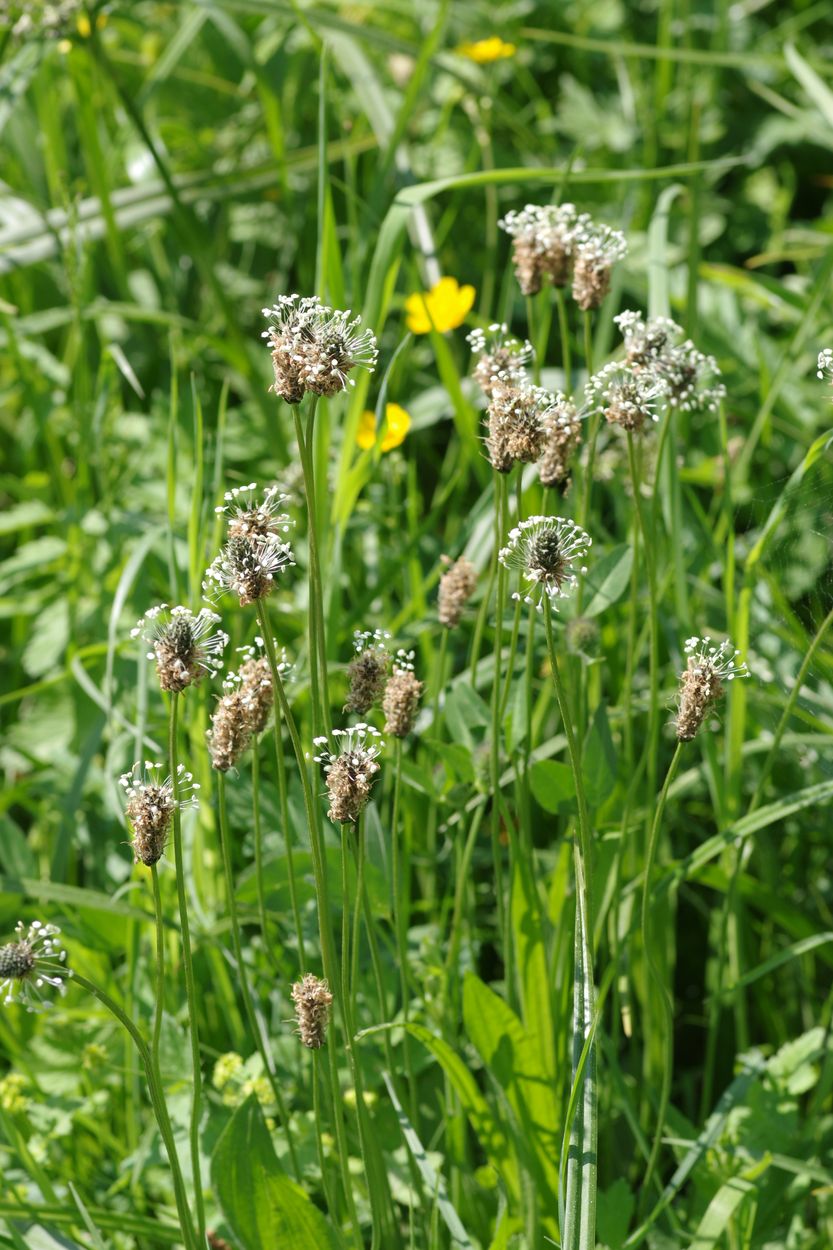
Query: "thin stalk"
217 772 301 1181
169 695 206 1249
543 601 596 1250
626 433 660 813
432 627 449 736
526 295 542 386
391 739 418 1121
490 472 509 964
556 287 572 391
150 865 165 1079
72 972 196 1249
251 744 270 951
640 741 685 1204
312 1051 336 1219
267 699 307 969
254 609 361 1241
293 399 332 732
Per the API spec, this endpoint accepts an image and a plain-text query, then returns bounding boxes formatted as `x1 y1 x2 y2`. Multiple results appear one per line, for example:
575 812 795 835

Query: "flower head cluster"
538 394 582 490
204 534 295 607
438 555 478 628
313 724 384 823
207 642 288 771
499 516 591 612
499 203 588 295
132 606 228 693
585 362 668 434
1 922 70 1012
345 629 391 715
486 382 556 470
236 639 286 735
262 295 378 403
615 311 725 413
120 762 200 866
291 974 333 1049
215 483 293 543
3 0 81 39
675 636 748 741
467 324 534 396
817 349 833 383
383 651 423 738
572 224 628 311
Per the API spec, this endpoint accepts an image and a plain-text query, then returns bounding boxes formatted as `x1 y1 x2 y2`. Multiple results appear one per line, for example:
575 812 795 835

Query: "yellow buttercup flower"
357 404 412 452
404 277 476 335
457 37 517 64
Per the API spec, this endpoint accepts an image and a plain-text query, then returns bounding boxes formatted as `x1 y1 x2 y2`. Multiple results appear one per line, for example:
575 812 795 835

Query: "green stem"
640 740 685 1204
490 472 509 965
293 399 331 734
266 690 307 970
251 744 270 953
72 972 196 1249
556 287 572 392
627 433 660 817
432 627 449 736
169 695 206 1249
217 772 301 1181
544 601 596 1250
150 864 165 1081
391 739 418 1121
254 607 361 1240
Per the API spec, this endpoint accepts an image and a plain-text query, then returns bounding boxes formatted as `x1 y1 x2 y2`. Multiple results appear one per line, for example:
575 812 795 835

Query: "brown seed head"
238 655 274 735
291 974 333 1049
382 655 423 738
674 637 748 741
345 630 390 714
314 725 384 824
538 395 582 489
208 689 253 772
438 556 478 628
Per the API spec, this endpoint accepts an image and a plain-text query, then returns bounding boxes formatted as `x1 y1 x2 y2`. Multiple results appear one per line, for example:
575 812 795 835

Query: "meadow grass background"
2 1 833 1248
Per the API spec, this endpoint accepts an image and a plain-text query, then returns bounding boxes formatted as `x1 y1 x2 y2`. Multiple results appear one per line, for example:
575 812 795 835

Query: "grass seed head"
120 762 200 865
291 973 333 1049
438 556 478 628
0 921 70 1012
345 629 391 714
383 651 423 737
675 636 748 741
314 725 384 824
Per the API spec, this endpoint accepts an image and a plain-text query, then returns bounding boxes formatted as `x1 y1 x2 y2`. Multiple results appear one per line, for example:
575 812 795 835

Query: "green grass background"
1 1 833 1248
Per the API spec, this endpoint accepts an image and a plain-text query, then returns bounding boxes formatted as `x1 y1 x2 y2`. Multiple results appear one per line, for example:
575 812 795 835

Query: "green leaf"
383 1073 475 1249
462 974 560 1203
395 1023 520 1202
444 683 491 749
581 545 634 618
211 1096 338 1250
597 1179 636 1250
583 704 617 806
530 760 575 812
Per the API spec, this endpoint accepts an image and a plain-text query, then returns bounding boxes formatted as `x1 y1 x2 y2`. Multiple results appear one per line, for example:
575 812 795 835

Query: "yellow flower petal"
379 403 411 452
457 37 517 64
405 277 476 335
357 411 377 451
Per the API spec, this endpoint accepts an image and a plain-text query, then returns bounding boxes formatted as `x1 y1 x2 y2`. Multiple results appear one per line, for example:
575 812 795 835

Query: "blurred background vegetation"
2 1 833 1247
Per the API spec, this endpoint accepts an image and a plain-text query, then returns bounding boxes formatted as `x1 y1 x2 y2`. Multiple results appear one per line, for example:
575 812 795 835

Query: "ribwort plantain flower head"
345 629 391 715
236 638 288 735
438 555 478 628
291 974 333 1049
1 921 70 1012
132 605 228 693
499 203 588 294
120 762 200 866
486 382 555 469
817 349 833 383
615 311 726 414
572 223 628 311
204 535 295 607
313 724 384 824
675 636 748 741
262 296 378 402
467 323 534 396
215 483 293 543
499 516 591 613
538 394 582 490
585 361 667 434
383 650 423 738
